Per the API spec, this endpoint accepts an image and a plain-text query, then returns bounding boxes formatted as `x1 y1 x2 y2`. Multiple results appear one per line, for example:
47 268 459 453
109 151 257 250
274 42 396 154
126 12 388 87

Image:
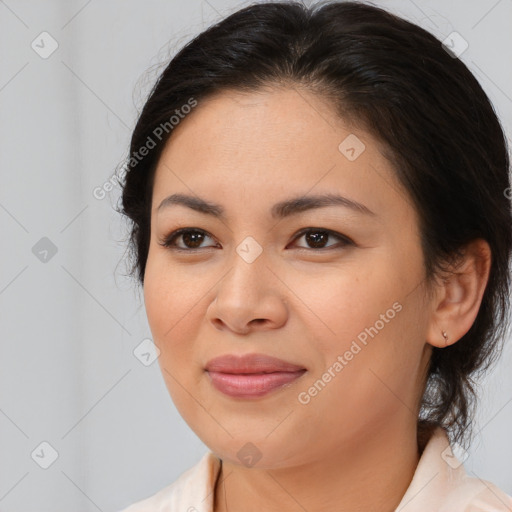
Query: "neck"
214 420 420 512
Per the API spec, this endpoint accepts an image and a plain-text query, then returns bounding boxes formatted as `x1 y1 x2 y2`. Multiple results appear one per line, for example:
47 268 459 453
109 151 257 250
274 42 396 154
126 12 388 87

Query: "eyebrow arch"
156 192 376 219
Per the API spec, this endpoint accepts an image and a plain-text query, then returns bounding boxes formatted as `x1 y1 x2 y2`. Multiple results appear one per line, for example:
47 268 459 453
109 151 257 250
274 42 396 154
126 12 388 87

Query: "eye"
290 227 353 250
158 227 353 252
158 228 218 251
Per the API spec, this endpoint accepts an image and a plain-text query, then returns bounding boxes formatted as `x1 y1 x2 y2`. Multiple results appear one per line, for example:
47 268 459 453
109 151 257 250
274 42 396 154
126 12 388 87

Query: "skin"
143 86 491 512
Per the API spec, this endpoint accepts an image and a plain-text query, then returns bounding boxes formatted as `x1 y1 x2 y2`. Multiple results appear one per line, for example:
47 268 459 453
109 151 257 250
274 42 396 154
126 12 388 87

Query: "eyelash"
158 227 354 253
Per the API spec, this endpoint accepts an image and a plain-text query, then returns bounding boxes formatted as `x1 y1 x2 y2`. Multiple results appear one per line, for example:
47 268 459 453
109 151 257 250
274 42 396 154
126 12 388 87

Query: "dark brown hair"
116 0 512 449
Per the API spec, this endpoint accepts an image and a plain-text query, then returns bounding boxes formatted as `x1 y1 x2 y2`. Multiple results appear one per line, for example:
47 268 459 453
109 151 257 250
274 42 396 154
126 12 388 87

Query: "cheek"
144 253 197 330
296 262 395 354
297 257 424 407
143 263 206 418
143 259 203 366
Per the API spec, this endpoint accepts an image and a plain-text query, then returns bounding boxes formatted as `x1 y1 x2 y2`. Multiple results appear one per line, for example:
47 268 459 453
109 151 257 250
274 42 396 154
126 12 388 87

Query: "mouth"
205 353 307 399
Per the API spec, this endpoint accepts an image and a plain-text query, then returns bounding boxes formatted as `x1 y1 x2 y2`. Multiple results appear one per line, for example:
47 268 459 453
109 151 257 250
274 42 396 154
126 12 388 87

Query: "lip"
205 353 307 399
205 353 306 373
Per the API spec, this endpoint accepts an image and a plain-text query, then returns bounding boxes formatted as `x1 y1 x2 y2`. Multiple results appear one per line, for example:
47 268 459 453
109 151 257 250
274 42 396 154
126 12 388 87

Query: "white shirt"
119 427 512 512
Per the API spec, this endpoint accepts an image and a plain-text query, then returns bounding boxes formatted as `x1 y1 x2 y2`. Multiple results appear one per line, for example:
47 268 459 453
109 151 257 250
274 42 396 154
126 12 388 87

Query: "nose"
205 252 288 334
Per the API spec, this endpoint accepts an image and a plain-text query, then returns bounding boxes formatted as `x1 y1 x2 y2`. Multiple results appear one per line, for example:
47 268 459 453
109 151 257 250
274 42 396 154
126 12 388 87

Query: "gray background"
0 0 511 511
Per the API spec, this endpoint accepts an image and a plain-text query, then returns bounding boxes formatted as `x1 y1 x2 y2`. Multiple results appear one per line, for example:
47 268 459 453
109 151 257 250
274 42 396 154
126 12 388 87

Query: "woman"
117 1 512 510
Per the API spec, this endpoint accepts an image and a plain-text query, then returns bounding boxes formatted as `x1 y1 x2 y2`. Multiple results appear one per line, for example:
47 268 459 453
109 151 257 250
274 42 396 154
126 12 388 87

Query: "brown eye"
159 227 353 253
291 228 353 250
159 228 217 250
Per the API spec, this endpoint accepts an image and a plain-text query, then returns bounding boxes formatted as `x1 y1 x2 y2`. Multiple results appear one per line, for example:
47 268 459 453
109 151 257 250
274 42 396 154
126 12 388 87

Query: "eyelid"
158 227 218 250
292 227 354 248
158 227 354 251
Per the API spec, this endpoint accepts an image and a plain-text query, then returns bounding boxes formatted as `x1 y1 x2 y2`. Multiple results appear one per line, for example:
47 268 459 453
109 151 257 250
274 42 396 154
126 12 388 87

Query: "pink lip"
205 353 307 398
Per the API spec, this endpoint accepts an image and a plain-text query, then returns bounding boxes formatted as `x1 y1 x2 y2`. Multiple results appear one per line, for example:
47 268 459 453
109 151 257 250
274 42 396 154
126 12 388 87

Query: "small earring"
442 330 448 344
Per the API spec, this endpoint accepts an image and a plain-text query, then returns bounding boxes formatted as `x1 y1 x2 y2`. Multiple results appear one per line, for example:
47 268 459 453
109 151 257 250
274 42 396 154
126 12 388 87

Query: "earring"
442 330 448 345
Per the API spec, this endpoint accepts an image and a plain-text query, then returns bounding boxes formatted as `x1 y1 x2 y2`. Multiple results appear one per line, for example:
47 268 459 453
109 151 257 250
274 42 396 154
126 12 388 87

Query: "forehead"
171 86 349 148
151 87 411 223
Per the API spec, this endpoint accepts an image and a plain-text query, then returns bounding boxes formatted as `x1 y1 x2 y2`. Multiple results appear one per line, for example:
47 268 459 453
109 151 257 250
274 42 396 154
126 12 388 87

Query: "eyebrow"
156 192 376 219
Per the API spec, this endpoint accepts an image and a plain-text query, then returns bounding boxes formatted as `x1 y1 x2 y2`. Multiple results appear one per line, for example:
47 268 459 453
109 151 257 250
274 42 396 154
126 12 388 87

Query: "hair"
116 0 512 449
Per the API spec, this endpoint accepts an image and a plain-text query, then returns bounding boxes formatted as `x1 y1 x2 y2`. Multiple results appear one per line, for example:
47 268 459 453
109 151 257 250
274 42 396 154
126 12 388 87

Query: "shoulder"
442 477 512 512
397 427 512 512
117 451 221 512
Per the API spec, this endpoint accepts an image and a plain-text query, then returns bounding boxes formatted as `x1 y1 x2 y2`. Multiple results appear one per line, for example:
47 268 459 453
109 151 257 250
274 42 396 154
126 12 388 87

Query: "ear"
426 239 492 348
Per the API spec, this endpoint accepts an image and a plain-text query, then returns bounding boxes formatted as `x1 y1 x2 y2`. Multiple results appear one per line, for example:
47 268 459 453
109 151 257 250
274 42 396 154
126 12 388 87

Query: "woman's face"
143 86 433 467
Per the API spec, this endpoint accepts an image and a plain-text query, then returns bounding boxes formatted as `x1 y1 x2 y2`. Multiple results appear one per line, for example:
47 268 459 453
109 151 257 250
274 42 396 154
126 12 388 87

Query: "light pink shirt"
119 427 512 511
